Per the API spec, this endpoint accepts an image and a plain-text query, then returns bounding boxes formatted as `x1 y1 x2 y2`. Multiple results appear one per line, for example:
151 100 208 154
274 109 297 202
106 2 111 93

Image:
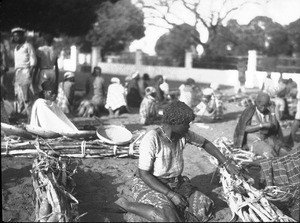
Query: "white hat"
64 72 75 79
203 88 214 96
11 27 26 34
111 77 120 84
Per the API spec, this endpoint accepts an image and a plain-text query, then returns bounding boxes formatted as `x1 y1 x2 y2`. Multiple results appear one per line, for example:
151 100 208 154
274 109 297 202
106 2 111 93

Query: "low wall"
97 62 300 88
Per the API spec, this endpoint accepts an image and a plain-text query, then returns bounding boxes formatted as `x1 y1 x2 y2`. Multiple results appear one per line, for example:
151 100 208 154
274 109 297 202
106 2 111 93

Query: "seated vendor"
193 88 218 122
30 80 79 134
114 101 240 222
233 92 290 158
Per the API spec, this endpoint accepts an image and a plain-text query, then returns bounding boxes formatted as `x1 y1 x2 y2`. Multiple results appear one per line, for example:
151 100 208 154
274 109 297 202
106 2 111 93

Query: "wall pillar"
135 49 143 68
70 45 78 72
246 50 257 88
92 46 102 71
185 51 193 69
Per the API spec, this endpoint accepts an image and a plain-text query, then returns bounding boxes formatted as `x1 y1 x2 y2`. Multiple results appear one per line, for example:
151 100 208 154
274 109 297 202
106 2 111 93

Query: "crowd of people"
1 27 299 222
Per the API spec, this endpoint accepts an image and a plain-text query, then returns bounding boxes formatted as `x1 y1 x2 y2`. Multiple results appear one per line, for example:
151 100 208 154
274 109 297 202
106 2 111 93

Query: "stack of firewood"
31 146 80 222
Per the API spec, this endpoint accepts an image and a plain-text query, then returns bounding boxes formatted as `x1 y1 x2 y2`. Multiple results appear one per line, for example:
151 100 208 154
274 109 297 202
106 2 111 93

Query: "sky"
129 0 300 55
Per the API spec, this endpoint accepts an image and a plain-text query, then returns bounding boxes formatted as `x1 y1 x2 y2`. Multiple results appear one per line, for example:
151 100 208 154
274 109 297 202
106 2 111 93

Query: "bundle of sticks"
31 143 80 222
1 131 145 158
210 137 296 222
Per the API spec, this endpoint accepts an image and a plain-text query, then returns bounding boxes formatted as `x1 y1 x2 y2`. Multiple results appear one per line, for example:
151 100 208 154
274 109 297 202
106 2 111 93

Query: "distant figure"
12 27 37 118
30 81 79 134
138 73 150 98
194 88 217 122
139 86 160 125
105 77 127 117
261 72 276 98
0 33 9 123
34 34 59 95
153 75 165 103
77 66 106 117
56 71 75 114
126 71 143 108
235 58 247 94
159 76 170 100
290 83 300 142
178 78 199 108
210 82 224 120
233 92 291 158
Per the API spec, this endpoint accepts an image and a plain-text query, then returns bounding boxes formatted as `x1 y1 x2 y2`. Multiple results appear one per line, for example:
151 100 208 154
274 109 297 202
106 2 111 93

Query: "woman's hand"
167 191 188 209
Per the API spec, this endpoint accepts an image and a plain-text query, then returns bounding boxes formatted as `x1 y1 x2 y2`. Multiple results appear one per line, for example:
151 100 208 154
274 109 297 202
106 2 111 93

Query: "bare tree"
135 0 269 56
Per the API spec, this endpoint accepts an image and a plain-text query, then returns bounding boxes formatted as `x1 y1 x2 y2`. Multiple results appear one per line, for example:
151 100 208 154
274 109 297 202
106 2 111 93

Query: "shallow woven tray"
96 125 133 145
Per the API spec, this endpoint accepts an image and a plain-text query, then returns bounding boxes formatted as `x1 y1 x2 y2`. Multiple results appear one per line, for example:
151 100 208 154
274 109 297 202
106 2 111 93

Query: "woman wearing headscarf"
105 77 127 117
56 71 75 114
115 101 240 222
30 80 79 134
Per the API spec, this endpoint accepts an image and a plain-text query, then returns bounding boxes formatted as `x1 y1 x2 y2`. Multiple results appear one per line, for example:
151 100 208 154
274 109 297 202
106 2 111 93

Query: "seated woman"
30 80 79 134
105 77 128 117
139 86 161 125
115 101 240 222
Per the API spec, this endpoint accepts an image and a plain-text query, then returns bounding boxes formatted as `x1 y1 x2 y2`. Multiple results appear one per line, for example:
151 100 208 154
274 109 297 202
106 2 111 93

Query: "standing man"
12 27 37 118
236 57 247 94
34 34 59 96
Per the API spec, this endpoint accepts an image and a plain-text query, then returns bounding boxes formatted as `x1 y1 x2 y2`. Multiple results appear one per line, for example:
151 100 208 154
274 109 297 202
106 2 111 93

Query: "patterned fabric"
260 149 300 221
131 176 214 222
260 150 300 187
1 99 9 123
139 95 158 125
56 82 70 114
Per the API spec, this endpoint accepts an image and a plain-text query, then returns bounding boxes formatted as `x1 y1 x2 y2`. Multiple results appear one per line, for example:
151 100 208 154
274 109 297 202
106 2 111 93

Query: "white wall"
97 62 300 88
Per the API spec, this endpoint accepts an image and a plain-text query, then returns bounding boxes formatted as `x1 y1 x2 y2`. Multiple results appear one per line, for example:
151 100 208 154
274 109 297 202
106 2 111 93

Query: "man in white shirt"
12 27 37 118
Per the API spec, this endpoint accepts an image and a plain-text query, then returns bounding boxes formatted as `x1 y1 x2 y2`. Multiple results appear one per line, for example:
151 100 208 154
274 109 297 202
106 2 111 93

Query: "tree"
136 0 268 56
86 0 145 57
155 23 199 66
286 19 300 55
0 0 118 36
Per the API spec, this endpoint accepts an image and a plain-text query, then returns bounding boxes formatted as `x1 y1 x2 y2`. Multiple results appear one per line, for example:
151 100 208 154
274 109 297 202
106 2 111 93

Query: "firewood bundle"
1 131 145 158
31 147 80 222
209 137 296 222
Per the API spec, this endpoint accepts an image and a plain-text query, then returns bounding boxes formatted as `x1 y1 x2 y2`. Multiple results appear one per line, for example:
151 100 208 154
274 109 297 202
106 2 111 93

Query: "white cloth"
14 42 37 69
178 84 193 107
105 83 126 111
30 98 79 134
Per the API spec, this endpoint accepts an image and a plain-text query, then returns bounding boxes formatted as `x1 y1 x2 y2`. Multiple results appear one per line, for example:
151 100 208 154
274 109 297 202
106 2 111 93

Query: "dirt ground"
2 86 299 222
